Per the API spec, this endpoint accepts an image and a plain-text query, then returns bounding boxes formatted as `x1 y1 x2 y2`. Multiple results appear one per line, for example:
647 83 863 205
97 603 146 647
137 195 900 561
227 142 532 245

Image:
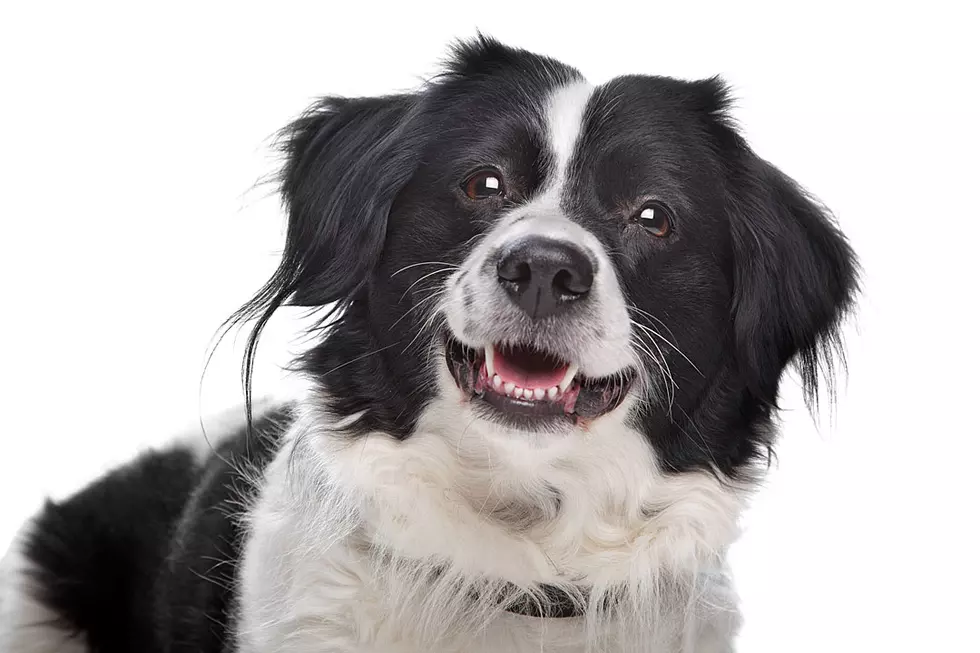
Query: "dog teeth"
485 347 496 377
493 380 563 402
558 365 579 392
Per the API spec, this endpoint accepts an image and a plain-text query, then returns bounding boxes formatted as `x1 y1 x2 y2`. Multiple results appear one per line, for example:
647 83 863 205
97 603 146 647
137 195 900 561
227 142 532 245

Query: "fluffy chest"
235 530 736 653
233 410 743 652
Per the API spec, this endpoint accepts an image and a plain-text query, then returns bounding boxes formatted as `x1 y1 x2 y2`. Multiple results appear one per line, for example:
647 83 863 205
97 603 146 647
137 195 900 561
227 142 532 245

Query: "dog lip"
443 333 634 424
480 384 578 418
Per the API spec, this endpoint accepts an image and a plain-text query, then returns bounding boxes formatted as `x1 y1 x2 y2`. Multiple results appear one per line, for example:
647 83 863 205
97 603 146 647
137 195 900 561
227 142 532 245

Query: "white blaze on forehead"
543 80 595 192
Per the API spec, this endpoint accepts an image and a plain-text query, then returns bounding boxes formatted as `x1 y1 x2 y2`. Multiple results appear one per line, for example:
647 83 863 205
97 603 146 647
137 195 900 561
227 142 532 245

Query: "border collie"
0 36 857 653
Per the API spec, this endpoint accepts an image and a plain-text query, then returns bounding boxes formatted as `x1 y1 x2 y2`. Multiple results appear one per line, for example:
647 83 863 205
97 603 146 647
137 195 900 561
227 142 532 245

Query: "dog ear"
226 94 417 413
275 93 417 307
727 145 859 411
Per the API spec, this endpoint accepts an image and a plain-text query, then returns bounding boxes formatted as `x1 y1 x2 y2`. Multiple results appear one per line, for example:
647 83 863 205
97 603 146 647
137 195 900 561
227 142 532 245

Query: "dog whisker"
628 309 704 378
398 268 459 303
389 288 445 331
390 261 460 278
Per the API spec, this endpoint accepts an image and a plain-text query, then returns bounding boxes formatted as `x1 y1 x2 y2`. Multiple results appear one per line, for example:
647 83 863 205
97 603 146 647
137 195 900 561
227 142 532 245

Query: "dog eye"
462 170 505 200
635 201 672 238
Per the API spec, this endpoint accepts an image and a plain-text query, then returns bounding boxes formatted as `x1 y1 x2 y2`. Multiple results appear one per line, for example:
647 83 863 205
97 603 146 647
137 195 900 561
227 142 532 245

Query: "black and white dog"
0 37 857 653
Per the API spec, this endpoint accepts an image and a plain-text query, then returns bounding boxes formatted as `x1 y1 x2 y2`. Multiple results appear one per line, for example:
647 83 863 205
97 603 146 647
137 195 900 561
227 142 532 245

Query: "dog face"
243 37 857 479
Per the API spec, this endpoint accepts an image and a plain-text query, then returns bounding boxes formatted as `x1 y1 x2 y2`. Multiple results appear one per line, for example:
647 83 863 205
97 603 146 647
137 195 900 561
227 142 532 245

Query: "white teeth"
558 364 579 392
485 346 577 401
485 347 496 377
496 382 558 401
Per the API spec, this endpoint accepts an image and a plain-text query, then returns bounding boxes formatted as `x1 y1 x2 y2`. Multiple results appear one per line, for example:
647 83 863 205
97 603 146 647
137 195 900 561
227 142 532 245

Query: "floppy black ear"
225 94 417 414
276 93 417 307
728 149 859 410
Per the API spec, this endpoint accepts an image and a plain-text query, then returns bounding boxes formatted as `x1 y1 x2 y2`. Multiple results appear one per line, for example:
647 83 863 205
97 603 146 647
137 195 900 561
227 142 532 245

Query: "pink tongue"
492 346 568 389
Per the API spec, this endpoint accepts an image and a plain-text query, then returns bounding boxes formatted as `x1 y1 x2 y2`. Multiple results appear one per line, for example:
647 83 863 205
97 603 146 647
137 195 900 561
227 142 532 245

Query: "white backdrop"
1 2 977 650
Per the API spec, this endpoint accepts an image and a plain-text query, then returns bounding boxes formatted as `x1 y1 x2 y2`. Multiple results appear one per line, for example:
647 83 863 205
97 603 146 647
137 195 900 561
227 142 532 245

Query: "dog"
0 36 857 653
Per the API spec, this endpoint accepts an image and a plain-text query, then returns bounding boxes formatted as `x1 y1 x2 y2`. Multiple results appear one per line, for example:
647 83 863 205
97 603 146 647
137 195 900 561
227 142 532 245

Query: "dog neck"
236 400 747 650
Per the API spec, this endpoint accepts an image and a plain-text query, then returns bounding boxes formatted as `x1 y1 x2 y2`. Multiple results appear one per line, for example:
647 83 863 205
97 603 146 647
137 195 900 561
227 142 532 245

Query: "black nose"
496 236 595 319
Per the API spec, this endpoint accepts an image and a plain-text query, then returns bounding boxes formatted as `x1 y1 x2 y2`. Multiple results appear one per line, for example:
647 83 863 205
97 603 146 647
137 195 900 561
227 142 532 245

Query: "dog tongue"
493 345 568 389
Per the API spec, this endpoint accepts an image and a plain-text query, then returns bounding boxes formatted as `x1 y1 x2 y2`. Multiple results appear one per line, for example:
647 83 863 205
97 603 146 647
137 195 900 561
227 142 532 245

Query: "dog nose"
496 236 594 319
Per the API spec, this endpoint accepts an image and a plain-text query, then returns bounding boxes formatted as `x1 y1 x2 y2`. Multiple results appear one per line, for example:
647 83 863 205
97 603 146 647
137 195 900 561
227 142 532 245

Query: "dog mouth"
445 335 635 425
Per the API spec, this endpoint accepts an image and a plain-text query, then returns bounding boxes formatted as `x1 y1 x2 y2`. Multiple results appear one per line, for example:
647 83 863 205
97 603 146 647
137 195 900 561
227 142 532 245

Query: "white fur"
443 209 635 379
545 80 595 183
236 372 745 652
0 524 89 653
233 78 748 653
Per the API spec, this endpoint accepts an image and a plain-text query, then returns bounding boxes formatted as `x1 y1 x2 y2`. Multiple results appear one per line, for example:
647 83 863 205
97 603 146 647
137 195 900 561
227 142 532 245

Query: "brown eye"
462 169 504 200
635 201 672 238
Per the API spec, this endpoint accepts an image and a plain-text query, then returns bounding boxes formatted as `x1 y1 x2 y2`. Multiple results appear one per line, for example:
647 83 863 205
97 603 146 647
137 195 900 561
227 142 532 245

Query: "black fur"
13 36 858 652
234 35 857 477
21 408 291 652
24 447 198 650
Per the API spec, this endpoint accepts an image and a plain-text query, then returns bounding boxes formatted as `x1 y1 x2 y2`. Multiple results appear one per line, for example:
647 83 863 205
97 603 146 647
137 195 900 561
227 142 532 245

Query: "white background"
1 2 978 650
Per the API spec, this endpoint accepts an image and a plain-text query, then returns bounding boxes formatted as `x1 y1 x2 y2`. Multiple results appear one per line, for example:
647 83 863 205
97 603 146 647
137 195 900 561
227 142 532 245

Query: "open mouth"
445 335 635 426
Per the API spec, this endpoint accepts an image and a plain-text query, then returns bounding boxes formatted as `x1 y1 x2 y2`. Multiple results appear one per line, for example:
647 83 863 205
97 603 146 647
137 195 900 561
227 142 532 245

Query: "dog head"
240 36 857 480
